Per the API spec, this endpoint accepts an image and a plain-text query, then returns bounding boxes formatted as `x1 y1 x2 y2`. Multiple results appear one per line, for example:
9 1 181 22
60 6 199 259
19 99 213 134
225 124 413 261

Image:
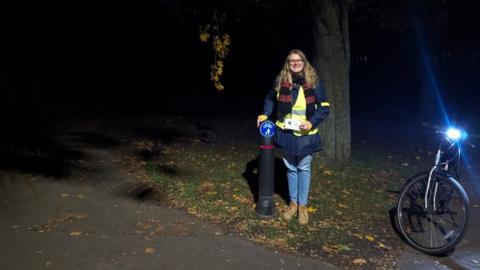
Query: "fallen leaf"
136 222 152 231
232 194 250 204
307 206 317 213
70 231 82 236
154 225 165 234
60 194 69 198
322 245 335 253
323 170 333 176
353 258 367 265
351 233 364 239
338 203 348 208
365 234 375 242
144 247 155 254
198 181 215 193
338 244 352 251
377 241 392 250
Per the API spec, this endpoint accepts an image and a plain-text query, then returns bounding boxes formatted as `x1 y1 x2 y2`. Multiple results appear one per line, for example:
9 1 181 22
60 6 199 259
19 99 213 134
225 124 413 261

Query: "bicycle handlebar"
422 122 477 149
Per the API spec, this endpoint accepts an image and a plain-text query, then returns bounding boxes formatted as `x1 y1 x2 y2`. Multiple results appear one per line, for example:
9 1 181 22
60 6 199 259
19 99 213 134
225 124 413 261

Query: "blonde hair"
274 49 318 92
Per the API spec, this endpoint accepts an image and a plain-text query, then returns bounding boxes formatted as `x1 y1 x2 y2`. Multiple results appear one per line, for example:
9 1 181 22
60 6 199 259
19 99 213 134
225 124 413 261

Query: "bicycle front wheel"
397 172 470 255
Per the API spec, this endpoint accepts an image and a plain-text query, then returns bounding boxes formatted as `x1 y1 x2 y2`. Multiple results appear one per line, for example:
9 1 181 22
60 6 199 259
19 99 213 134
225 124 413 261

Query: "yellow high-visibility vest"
276 86 319 136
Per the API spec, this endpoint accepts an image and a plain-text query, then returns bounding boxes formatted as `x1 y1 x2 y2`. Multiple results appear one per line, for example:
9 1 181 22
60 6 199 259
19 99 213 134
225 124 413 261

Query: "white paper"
284 119 300 131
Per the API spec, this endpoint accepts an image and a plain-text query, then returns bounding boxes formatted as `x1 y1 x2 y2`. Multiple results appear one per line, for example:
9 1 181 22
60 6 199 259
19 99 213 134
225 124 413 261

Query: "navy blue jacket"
262 81 330 156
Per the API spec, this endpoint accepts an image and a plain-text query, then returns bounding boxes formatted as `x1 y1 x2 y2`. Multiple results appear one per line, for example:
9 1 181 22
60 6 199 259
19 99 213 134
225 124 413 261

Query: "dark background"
2 0 480 129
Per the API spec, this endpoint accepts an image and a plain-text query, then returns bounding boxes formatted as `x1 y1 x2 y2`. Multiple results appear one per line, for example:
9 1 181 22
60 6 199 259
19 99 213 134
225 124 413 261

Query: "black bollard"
256 120 276 218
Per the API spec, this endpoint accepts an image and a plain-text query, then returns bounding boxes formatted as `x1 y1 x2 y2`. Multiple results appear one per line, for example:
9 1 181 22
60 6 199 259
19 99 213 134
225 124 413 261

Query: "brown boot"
298 205 309 225
283 202 298 221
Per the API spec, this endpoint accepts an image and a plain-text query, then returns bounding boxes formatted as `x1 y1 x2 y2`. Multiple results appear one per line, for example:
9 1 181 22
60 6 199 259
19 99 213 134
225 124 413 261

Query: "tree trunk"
310 0 351 164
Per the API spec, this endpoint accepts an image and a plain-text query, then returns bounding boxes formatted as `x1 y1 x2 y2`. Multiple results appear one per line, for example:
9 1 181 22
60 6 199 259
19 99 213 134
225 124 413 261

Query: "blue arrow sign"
259 120 276 138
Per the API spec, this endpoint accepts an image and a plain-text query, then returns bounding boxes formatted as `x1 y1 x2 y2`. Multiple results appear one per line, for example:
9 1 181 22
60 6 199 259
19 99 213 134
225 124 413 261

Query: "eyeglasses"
288 59 304 64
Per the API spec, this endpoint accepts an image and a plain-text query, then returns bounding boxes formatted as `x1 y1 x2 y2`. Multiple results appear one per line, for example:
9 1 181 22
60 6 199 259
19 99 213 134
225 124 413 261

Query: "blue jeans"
282 155 312 206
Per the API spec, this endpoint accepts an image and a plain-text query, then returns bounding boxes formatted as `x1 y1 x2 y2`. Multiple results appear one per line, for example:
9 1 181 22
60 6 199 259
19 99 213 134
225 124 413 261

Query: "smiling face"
288 53 305 74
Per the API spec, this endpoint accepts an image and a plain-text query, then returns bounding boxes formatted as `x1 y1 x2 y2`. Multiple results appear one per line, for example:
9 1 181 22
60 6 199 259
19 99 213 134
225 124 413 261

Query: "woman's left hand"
299 121 312 131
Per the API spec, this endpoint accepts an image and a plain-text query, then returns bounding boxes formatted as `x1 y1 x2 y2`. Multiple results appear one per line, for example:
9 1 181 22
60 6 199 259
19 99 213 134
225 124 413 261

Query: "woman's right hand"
257 115 268 128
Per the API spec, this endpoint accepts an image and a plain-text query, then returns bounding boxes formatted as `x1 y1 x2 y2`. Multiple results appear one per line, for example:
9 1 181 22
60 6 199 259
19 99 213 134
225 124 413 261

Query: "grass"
111 113 433 269
121 115 432 269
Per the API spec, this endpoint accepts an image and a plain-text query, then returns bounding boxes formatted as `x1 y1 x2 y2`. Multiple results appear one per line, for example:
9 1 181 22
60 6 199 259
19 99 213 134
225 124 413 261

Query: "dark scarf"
277 74 316 121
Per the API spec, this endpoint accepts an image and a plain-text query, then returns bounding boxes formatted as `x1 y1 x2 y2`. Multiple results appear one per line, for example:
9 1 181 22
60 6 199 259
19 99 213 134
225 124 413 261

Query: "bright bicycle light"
446 127 462 140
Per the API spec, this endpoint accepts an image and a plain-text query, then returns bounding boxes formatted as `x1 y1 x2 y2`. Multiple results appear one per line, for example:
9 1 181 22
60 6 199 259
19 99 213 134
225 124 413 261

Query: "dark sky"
3 0 480 126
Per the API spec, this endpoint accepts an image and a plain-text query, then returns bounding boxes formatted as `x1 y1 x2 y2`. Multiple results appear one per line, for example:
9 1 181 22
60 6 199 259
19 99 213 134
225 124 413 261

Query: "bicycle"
396 126 473 255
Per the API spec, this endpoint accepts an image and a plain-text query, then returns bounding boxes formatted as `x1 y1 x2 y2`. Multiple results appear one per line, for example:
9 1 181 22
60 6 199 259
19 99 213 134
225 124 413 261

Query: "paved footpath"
0 133 338 270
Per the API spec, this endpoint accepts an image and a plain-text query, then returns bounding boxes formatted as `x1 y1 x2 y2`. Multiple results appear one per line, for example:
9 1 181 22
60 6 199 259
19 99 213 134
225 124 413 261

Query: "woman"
257 49 330 225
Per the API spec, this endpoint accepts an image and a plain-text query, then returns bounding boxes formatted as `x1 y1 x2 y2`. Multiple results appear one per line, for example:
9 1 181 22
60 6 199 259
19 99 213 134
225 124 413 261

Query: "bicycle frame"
424 135 462 211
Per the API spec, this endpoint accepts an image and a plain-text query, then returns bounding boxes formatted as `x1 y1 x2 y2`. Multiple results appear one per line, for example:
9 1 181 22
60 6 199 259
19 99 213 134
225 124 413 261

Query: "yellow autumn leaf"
219 51 227 58
338 203 348 208
337 244 352 251
322 245 335 253
214 82 224 91
144 247 155 254
232 194 250 204
351 233 364 239
216 66 223 75
306 206 317 213
198 181 214 192
365 234 375 242
187 207 197 214
223 34 231 46
136 222 152 231
213 36 221 47
60 194 69 198
323 170 333 176
70 231 82 236
199 33 210 42
353 258 367 265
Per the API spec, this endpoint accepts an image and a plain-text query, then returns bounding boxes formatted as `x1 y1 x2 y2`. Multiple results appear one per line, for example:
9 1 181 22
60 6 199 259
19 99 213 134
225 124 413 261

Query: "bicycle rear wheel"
397 172 470 255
